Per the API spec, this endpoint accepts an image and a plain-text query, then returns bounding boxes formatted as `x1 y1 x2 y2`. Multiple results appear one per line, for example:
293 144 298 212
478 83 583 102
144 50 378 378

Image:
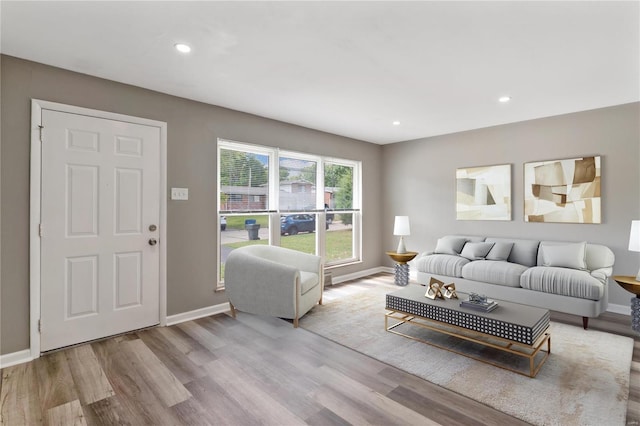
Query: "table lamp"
394 216 410 254
629 220 640 281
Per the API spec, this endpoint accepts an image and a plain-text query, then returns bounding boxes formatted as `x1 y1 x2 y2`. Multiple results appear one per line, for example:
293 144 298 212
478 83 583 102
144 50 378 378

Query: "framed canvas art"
524 156 601 223
456 164 511 221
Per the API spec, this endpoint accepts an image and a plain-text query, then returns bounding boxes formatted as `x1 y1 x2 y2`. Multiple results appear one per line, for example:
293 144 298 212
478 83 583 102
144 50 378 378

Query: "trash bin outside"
246 223 260 240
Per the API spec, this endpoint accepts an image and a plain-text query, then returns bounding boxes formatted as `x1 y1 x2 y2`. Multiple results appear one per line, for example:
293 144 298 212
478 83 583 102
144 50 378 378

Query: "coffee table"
385 285 551 378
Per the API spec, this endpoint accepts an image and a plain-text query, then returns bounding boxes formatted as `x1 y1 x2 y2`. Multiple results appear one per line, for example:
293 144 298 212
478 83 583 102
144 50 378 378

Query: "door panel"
115 168 142 234
114 251 142 309
40 109 160 351
66 165 99 236
66 256 98 317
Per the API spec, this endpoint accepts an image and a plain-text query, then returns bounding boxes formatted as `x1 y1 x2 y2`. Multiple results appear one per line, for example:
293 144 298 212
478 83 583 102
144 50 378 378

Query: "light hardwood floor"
2 273 639 425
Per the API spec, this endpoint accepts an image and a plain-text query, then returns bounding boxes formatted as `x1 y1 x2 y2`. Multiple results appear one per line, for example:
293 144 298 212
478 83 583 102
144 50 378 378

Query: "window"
217 139 361 289
325 162 357 264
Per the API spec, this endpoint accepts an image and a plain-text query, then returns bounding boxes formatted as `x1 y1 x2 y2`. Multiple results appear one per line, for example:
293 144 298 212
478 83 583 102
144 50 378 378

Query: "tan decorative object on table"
425 277 445 300
442 283 458 299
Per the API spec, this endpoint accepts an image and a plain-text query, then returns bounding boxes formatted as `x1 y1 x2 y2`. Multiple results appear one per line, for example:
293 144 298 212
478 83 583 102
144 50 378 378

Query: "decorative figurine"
425 277 445 300
442 283 458 299
469 293 488 304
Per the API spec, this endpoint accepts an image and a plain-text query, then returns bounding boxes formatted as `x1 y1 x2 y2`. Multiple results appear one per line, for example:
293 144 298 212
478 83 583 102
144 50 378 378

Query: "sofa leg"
293 317 299 328
229 302 236 318
582 317 588 330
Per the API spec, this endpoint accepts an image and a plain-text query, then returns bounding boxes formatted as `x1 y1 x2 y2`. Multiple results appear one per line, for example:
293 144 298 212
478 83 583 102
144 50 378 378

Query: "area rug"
300 283 633 426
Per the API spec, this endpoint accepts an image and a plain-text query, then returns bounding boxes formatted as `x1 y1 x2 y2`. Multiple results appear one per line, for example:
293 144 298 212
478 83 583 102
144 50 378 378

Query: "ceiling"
1 1 638 144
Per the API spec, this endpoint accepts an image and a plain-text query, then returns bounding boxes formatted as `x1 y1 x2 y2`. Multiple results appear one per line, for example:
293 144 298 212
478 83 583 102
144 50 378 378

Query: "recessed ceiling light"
175 43 191 53
498 96 511 103
392 121 401 126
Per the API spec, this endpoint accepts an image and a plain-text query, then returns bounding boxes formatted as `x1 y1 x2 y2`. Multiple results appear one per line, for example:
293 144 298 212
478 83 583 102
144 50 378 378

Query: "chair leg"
319 269 324 305
229 301 236 318
293 280 300 328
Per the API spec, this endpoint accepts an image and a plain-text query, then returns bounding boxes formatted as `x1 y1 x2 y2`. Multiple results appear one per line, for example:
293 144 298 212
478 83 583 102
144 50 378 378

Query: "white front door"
40 109 161 351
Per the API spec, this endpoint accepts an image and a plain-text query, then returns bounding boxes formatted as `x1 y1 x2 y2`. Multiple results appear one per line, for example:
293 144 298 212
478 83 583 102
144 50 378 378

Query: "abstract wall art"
456 164 511 221
524 156 601 224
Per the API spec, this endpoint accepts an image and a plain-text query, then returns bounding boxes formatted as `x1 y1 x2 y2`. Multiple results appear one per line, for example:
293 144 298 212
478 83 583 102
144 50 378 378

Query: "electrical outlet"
171 187 189 200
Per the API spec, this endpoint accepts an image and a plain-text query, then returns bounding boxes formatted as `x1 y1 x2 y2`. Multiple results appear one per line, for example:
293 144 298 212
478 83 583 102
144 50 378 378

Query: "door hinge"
38 125 44 142
38 319 41 333
39 224 44 237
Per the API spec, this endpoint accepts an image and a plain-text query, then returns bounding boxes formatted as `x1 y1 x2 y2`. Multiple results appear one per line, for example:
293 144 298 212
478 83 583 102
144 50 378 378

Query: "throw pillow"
434 237 467 255
460 242 495 260
541 242 587 270
485 241 514 261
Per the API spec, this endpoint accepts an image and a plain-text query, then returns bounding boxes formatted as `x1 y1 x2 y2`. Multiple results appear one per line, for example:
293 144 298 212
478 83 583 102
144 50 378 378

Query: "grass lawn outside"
224 215 270 229
223 229 353 262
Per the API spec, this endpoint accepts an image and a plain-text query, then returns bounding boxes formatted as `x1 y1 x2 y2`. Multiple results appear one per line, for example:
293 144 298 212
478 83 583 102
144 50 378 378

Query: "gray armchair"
224 245 323 327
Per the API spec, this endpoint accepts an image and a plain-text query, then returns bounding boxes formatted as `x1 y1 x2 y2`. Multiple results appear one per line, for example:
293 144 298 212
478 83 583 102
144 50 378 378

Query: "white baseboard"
1 304 232 369
166 302 231 326
0 349 33 369
607 302 631 316
332 267 389 285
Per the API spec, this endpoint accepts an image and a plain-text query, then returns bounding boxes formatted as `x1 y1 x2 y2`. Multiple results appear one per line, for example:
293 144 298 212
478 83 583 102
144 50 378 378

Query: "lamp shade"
393 216 410 236
629 220 640 252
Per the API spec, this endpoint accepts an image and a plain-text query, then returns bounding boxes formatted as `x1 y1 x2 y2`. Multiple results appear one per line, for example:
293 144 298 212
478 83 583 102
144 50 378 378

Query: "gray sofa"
415 236 615 329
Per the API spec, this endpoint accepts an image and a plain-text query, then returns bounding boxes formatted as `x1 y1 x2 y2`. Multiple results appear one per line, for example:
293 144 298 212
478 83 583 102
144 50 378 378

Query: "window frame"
217 139 362 290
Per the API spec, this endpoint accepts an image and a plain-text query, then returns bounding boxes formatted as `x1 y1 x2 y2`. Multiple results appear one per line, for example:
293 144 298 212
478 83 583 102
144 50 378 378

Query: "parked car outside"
220 216 227 231
280 214 316 235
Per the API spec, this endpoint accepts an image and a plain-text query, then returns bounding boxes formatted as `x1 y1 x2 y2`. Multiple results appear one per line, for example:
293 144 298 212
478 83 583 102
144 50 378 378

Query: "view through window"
217 140 361 288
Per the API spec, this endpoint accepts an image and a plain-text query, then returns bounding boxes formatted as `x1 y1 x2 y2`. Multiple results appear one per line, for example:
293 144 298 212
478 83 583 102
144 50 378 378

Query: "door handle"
149 238 158 246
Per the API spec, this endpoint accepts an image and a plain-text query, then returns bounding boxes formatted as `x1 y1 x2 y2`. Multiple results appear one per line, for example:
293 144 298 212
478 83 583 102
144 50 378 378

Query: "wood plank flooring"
1 272 638 425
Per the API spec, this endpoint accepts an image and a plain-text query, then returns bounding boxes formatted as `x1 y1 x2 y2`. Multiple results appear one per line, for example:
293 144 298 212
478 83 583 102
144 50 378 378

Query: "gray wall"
2 53 637 356
0 55 384 355
381 102 640 307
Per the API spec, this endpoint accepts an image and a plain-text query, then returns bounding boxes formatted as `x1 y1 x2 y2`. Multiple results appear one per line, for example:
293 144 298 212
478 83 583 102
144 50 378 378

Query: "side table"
613 275 640 333
386 251 418 286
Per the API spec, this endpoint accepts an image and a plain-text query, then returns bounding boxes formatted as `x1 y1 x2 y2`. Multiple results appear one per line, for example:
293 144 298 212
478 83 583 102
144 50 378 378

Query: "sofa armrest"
591 267 613 284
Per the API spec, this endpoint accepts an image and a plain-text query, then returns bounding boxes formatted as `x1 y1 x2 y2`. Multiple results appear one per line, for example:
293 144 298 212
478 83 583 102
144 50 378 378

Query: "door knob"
149 238 158 246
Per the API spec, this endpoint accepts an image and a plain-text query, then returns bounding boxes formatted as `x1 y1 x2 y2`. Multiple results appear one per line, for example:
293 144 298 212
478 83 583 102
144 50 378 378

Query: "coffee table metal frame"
385 308 551 378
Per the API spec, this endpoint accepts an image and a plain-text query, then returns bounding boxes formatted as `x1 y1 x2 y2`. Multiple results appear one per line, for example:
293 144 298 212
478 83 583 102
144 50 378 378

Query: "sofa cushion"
540 242 587 270
485 242 514 261
485 237 540 267
460 242 495 260
520 267 604 300
434 237 468 255
299 271 319 295
461 260 528 287
415 254 469 277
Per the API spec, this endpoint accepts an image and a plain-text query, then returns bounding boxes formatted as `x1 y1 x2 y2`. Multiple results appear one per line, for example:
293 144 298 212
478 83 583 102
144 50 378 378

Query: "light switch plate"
171 187 189 200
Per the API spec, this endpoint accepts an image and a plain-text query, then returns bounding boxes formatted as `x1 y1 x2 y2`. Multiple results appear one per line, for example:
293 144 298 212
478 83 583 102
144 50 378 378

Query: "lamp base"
396 237 407 254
